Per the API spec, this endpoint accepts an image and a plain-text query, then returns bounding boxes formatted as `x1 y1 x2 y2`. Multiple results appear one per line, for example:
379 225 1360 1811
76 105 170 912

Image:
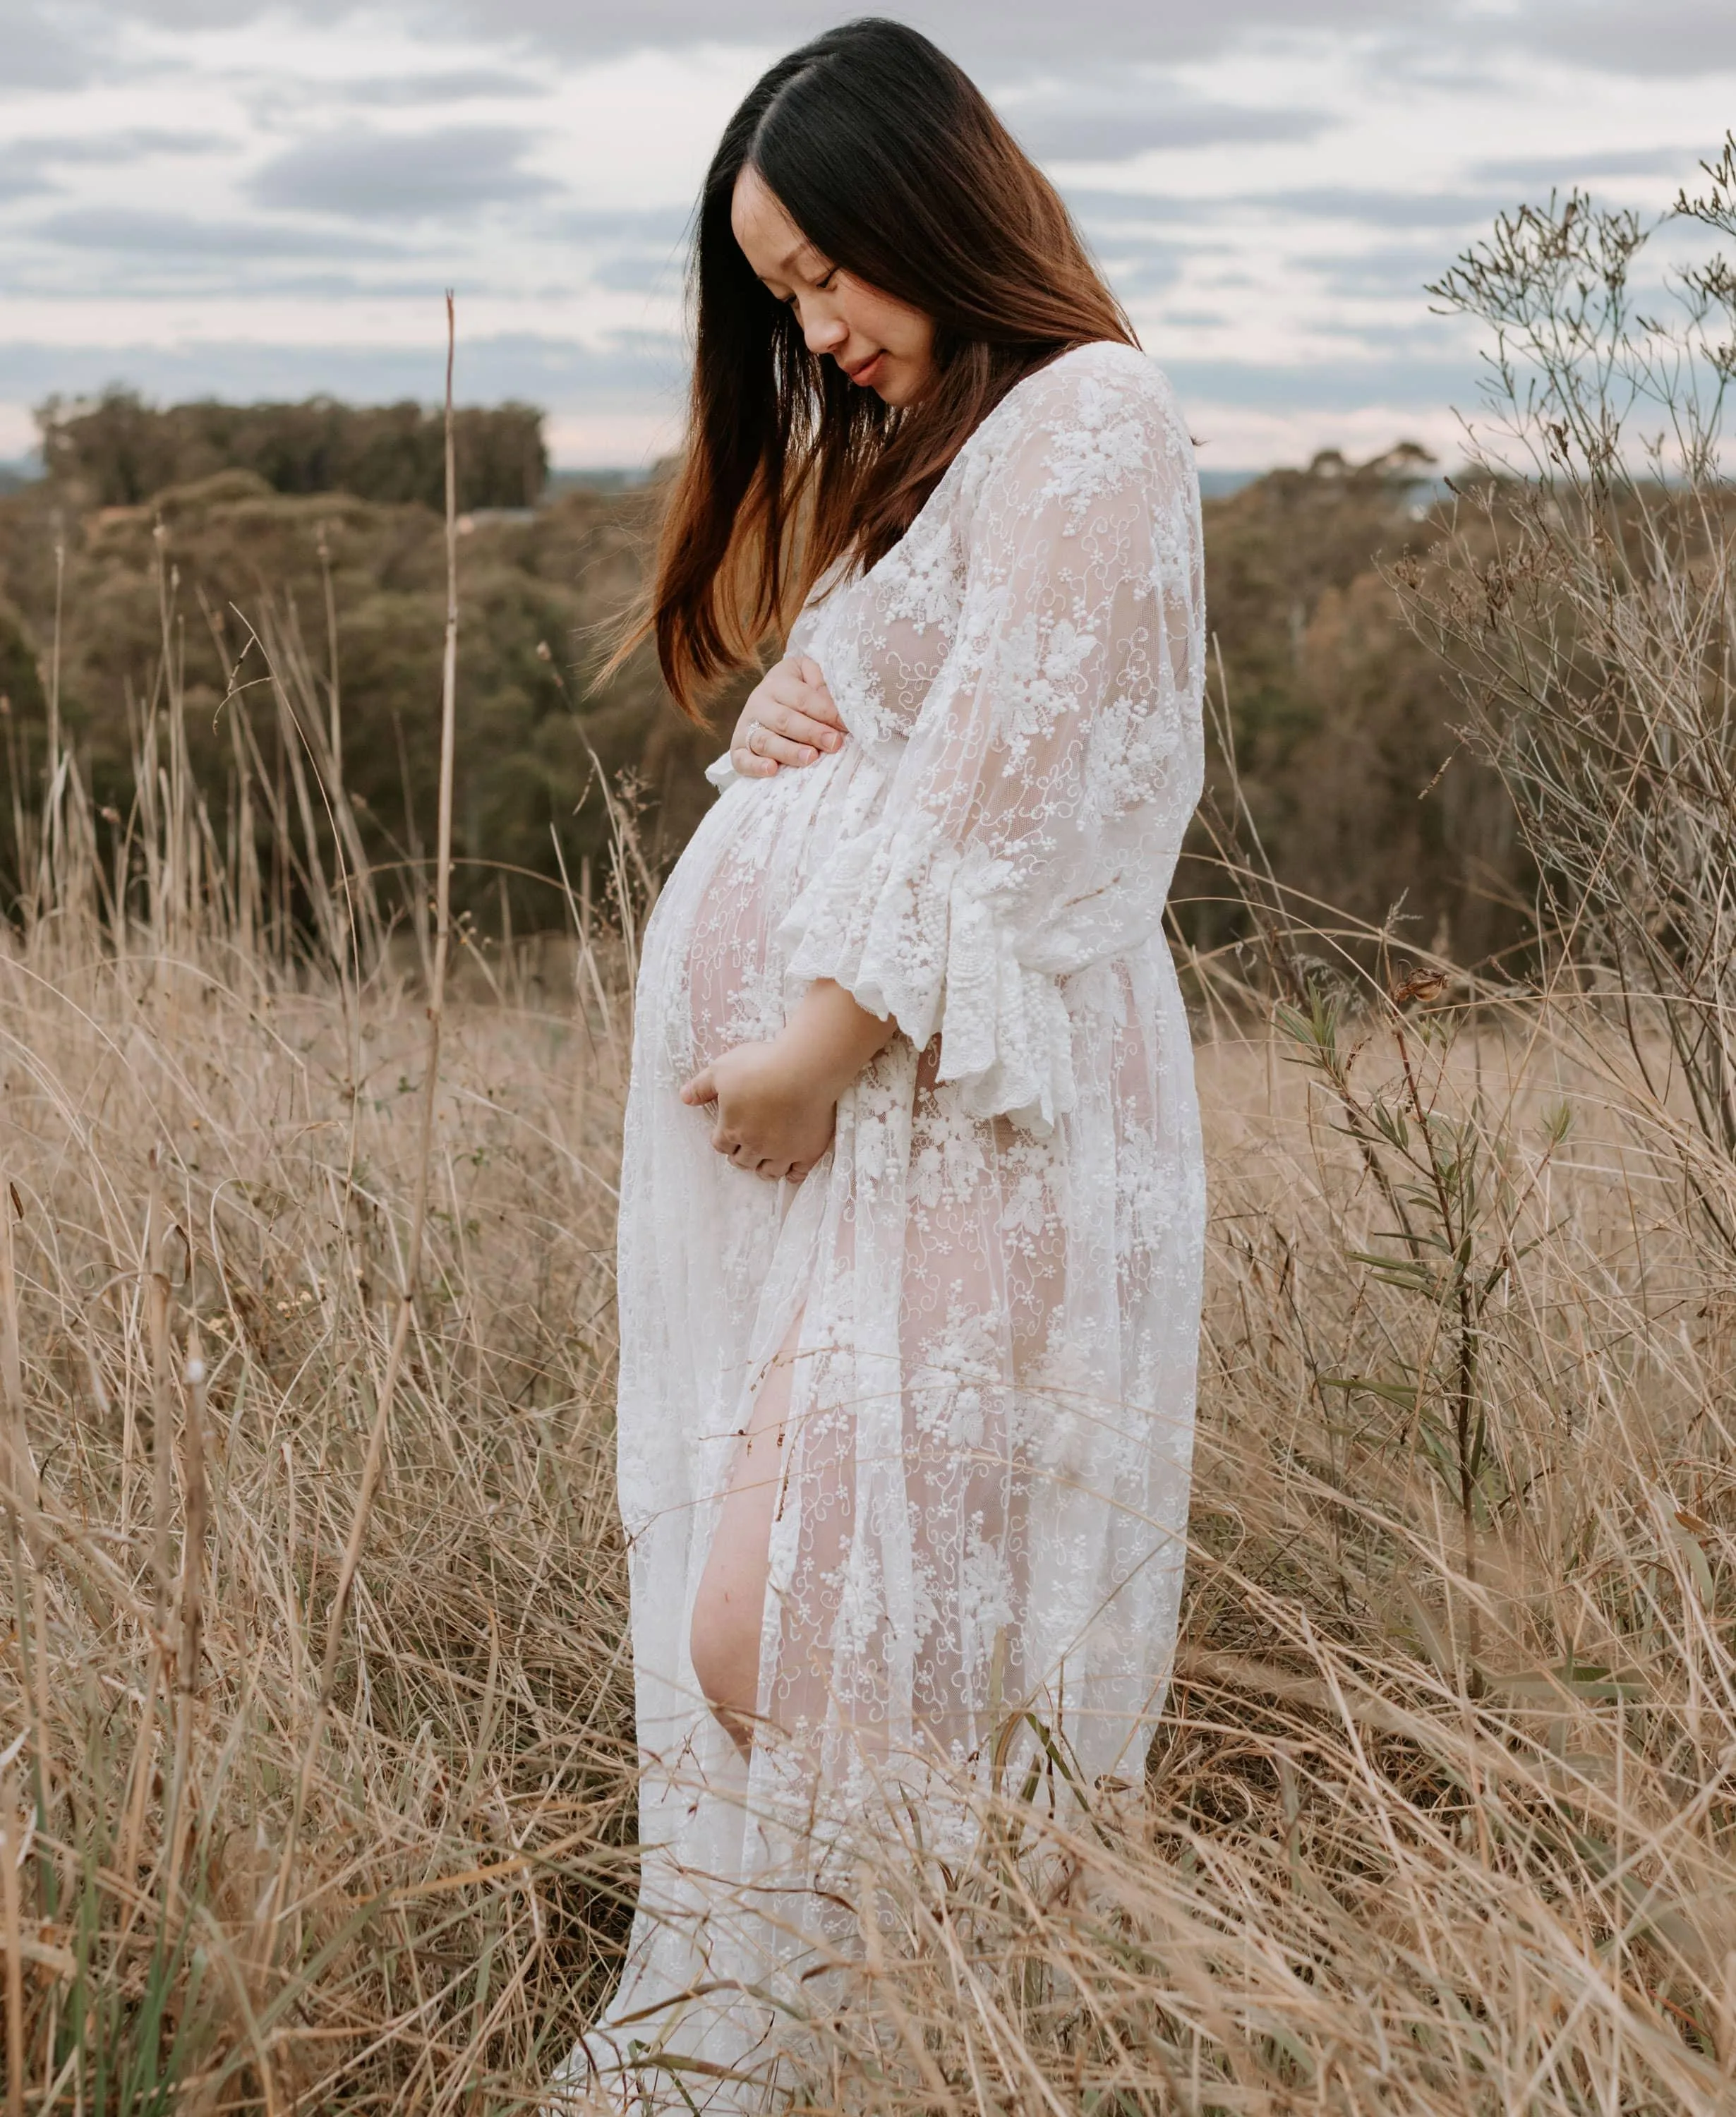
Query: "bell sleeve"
778 355 1205 1133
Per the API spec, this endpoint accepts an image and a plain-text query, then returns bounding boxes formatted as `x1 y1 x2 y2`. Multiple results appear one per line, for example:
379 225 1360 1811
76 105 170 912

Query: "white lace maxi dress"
567 342 1207 2104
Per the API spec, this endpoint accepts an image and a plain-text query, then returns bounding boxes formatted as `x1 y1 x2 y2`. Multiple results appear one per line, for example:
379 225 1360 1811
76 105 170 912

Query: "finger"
757 729 821 768
764 663 811 708
766 665 840 736
789 660 840 715
730 742 780 779
757 699 843 757
679 1068 716 1106
794 661 846 729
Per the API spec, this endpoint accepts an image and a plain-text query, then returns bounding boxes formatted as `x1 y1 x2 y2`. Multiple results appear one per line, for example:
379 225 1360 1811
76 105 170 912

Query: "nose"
802 308 847 356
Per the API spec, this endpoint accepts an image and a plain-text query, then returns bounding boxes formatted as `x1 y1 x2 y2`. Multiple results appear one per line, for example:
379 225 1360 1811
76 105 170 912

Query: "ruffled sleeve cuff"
776 813 1077 1134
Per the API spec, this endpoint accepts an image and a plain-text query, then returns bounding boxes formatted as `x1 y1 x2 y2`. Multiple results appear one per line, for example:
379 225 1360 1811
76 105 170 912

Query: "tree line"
0 397 1521 963
36 389 548 511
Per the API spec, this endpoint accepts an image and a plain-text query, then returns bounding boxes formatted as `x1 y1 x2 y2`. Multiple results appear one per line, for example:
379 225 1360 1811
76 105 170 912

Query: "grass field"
4 886 1734 2110
9 239 1736 2101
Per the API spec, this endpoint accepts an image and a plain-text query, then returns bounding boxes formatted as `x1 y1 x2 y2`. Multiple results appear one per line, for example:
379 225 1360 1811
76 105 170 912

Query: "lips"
843 351 885 387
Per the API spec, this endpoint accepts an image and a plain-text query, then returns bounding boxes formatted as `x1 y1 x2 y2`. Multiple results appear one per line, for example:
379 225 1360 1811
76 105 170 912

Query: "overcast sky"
0 1 1728 469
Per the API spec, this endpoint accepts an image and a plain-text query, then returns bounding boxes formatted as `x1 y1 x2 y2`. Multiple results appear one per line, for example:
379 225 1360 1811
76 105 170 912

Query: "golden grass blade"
1 1766 21 2117
270 291 466 1965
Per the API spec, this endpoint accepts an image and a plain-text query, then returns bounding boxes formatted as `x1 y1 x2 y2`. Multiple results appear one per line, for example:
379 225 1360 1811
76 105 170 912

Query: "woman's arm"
727 655 848 779
680 979 897 1182
774 361 1203 1136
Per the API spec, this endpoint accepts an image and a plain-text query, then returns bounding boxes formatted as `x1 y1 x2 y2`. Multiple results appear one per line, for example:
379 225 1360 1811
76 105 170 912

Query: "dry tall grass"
0 917 637 2112
8 879 1736 2110
0 333 646 2113
10 201 1736 2105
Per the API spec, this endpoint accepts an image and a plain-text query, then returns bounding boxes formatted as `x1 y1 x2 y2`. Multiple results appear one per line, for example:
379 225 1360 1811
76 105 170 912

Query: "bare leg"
689 1320 801 1757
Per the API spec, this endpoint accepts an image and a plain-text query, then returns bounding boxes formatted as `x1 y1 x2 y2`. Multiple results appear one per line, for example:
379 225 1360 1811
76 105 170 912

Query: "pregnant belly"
677 747 861 1073
646 740 887 1078
686 835 790 1071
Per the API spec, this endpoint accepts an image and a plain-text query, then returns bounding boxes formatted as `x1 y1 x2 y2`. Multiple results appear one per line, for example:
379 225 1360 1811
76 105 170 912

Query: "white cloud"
0 2 1726 467
0 403 36 457
251 124 557 219
545 406 684 468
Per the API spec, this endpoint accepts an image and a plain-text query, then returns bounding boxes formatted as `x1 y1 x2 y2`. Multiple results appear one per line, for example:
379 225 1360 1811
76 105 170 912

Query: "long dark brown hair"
643 17 1135 718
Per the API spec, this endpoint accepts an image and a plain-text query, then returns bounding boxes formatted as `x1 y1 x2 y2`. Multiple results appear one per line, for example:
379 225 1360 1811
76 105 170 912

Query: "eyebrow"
769 239 826 279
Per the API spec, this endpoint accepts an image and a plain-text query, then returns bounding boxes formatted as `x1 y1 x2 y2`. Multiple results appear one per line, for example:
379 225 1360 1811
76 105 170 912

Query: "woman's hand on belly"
680 1039 838 1182
730 655 847 779
680 979 898 1183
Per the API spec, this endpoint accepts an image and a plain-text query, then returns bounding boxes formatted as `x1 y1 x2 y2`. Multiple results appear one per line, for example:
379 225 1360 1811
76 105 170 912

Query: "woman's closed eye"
786 268 838 308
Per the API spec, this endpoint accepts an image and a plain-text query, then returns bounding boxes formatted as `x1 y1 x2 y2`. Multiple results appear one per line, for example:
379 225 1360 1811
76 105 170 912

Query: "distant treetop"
34 389 548 512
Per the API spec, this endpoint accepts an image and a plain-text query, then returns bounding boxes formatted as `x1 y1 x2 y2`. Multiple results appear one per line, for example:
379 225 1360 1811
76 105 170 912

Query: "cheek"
896 317 933 363
898 304 936 367
853 289 930 361
891 308 930 360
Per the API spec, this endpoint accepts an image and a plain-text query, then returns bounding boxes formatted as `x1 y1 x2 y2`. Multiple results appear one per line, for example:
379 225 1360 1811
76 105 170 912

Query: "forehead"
730 164 813 275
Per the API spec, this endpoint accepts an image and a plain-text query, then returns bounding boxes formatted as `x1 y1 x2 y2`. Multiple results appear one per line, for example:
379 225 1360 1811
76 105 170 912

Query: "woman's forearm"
775 978 898 1099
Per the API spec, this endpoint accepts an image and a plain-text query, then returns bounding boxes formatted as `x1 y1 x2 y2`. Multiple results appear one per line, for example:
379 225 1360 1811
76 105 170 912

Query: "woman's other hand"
680 1040 838 1183
730 655 846 779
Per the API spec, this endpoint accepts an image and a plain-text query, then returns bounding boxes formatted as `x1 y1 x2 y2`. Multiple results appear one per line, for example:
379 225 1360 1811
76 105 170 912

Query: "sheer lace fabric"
555 343 1207 2110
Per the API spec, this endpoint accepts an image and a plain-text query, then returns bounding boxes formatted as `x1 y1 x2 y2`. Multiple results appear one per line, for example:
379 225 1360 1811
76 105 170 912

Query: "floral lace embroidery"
570 342 1209 2111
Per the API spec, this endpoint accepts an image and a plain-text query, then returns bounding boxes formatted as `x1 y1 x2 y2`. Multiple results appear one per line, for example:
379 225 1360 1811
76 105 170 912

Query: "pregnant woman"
558 18 1206 2109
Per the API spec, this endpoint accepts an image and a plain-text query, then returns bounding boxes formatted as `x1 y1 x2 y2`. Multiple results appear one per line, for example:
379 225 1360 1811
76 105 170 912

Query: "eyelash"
787 267 838 306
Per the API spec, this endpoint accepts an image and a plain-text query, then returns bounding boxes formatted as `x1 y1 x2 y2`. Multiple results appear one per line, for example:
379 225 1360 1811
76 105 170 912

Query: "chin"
879 358 937 409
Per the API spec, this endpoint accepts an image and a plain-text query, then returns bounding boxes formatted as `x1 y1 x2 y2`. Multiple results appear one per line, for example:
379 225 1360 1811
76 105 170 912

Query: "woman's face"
731 164 936 407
